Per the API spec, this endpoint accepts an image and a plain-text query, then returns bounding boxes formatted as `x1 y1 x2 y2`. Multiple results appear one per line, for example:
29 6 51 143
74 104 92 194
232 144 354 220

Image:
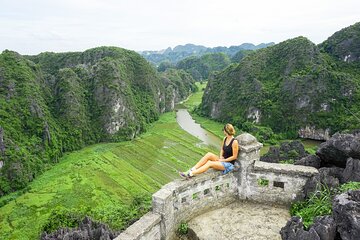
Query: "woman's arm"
219 137 225 159
222 139 239 162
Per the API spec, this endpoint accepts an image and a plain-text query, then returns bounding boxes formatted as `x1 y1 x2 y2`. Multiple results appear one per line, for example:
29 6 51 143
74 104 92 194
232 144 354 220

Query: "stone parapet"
115 212 161 240
152 169 238 240
254 161 319 177
115 133 318 239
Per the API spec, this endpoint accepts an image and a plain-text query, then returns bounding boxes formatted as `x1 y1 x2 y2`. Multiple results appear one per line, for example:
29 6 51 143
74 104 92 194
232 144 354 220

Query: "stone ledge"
239 142 263 153
114 212 161 240
152 169 238 214
154 169 237 196
236 133 263 153
254 161 319 177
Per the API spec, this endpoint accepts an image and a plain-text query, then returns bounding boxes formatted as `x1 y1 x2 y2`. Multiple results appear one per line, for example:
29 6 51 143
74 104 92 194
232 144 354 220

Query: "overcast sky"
0 0 359 55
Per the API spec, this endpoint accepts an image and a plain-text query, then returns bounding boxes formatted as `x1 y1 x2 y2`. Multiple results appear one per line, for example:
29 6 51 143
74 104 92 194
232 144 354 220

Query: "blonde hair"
224 123 235 136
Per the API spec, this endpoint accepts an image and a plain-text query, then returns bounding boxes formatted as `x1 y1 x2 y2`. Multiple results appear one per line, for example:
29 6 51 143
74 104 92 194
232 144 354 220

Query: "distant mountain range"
139 43 275 65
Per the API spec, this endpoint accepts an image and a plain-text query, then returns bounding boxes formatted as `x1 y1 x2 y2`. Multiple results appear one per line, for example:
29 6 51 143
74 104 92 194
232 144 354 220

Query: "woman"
179 123 239 179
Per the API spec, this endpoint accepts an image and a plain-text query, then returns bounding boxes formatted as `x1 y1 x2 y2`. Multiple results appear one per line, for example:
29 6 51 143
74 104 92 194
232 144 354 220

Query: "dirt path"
188 201 290 240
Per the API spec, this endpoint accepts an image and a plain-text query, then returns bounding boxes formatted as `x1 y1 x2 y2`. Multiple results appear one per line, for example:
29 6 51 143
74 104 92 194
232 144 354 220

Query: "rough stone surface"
319 167 344 189
280 216 336 240
261 146 281 163
312 216 337 240
254 161 319 177
0 126 5 156
280 141 307 157
280 216 304 240
172 228 200 240
152 169 239 240
333 190 360 240
41 216 120 240
236 133 257 146
42 122 51 144
115 212 161 240
261 141 308 163
295 155 321 168
316 132 360 168
342 157 360 182
303 174 320 198
298 125 331 141
189 201 290 240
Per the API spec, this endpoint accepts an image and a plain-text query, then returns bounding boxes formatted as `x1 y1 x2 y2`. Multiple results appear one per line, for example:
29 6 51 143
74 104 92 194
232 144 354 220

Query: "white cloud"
0 0 359 54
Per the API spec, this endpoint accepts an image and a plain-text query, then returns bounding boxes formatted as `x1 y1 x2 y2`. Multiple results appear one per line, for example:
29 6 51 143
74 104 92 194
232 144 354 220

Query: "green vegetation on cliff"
160 69 197 111
158 51 253 82
0 112 215 239
0 47 196 196
319 22 360 63
175 53 231 81
200 23 360 137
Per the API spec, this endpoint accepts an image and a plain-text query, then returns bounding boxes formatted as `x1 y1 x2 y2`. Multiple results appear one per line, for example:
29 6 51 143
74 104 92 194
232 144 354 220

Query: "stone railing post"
235 133 263 200
152 183 175 240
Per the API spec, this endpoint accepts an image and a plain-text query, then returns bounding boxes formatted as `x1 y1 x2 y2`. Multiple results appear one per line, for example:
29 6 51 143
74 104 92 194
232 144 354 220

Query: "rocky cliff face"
160 69 197 111
298 126 331 141
320 22 360 63
0 47 196 195
201 23 360 139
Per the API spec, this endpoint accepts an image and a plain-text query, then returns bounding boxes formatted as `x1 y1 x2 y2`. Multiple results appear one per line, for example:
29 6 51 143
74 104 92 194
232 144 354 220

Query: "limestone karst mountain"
0 47 196 195
200 22 360 139
140 42 274 65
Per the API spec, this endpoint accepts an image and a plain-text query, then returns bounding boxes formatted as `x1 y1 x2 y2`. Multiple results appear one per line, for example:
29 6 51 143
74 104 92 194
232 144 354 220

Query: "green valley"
0 47 197 195
0 111 217 239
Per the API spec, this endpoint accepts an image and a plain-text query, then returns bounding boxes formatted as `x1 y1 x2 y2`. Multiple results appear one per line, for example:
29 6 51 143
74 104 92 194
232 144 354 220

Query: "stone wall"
116 133 319 240
114 212 161 240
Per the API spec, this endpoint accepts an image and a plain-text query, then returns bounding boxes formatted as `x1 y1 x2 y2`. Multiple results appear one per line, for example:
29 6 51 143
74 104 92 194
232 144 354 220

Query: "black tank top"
222 137 236 164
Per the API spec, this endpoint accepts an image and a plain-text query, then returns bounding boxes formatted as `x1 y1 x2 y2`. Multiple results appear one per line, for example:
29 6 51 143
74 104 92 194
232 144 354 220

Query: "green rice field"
0 112 216 239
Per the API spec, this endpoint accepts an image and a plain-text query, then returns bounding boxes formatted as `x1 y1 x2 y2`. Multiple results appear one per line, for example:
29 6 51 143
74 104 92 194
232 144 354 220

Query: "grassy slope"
0 112 216 240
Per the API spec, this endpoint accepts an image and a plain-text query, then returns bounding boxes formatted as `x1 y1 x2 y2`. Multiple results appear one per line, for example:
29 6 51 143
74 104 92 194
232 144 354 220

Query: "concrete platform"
187 201 290 240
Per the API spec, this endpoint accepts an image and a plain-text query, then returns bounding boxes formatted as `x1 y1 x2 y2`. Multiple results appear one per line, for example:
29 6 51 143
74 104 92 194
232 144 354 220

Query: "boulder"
261 141 308 163
312 216 337 240
260 146 281 163
319 167 344 189
295 155 321 169
280 216 304 240
332 190 360 240
342 158 360 182
280 216 336 240
303 174 320 198
280 216 320 240
289 141 308 157
316 132 360 168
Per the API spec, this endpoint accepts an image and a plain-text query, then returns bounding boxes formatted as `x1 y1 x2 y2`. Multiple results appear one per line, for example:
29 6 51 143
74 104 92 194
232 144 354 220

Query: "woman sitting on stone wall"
179 123 239 179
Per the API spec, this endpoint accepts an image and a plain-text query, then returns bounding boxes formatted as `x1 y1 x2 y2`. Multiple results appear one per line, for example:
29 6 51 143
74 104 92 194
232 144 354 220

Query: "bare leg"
193 152 219 170
192 161 225 175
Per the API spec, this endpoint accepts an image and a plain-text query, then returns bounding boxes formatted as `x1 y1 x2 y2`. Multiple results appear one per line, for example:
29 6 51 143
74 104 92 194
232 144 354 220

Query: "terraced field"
0 112 218 239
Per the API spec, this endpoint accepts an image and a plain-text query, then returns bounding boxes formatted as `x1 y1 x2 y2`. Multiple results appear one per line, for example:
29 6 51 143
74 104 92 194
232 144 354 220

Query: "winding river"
176 108 322 155
176 109 221 149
